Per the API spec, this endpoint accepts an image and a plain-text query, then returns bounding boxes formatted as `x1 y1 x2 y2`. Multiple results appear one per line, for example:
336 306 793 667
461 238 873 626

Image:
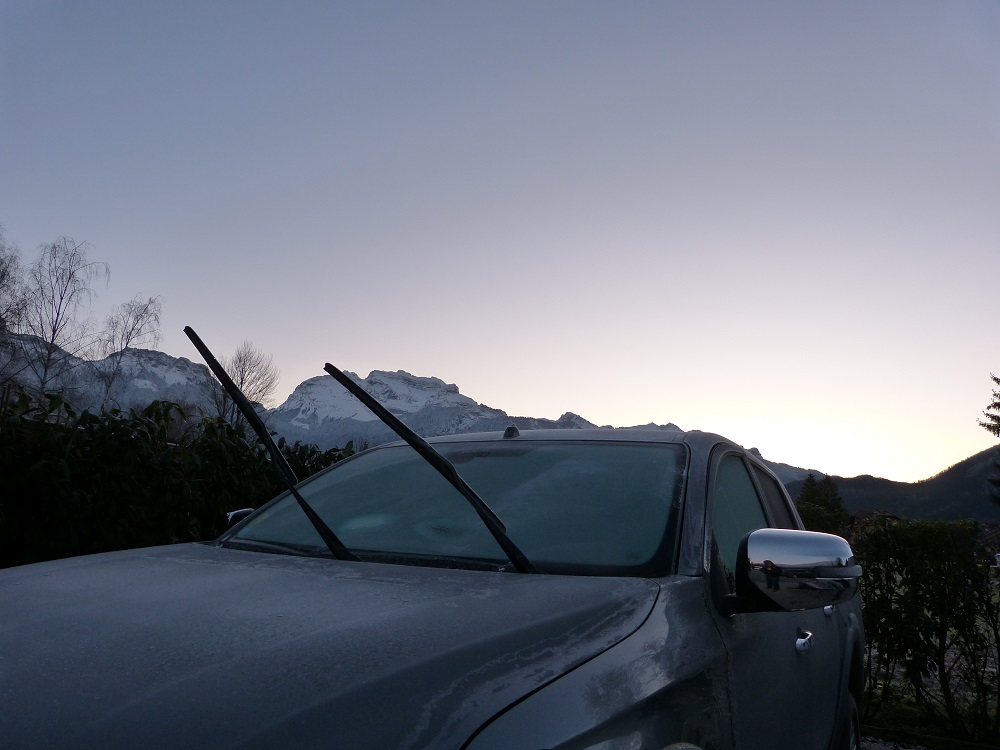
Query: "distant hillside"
747 448 825 485
786 445 1000 523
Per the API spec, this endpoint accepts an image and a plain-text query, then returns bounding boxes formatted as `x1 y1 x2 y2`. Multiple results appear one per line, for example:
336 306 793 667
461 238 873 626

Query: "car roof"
413 427 742 453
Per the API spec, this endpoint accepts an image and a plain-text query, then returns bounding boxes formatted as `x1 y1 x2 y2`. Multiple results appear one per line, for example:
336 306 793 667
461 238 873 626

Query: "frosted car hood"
0 543 659 749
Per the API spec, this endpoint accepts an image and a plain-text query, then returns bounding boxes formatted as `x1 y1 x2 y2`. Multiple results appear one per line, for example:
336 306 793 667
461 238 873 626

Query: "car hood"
0 543 659 749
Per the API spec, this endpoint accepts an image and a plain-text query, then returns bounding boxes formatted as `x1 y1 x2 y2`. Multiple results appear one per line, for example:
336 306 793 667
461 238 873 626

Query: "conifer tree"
816 475 846 514
981 374 1000 438
796 473 848 535
979 373 1000 505
798 472 819 502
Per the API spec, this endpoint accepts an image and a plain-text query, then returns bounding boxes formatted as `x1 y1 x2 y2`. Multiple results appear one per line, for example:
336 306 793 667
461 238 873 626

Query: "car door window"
712 455 768 584
750 465 796 530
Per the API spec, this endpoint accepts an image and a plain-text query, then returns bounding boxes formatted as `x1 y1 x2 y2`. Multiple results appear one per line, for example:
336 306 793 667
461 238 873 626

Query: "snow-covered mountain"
6 335 799 476
1 336 633 444
267 370 620 450
96 348 219 412
1 334 218 414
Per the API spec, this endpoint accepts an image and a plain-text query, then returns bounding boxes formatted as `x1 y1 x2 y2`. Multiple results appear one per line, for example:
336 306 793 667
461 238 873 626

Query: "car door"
707 450 842 750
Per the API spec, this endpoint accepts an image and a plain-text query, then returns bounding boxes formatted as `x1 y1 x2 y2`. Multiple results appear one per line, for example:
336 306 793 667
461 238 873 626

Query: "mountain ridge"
817 446 1000 522
3 336 996 521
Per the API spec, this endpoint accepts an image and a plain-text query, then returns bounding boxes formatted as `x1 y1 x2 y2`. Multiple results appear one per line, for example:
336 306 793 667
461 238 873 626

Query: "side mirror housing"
723 528 862 616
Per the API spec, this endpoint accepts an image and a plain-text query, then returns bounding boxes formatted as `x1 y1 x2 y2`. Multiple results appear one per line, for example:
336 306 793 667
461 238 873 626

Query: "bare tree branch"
0 226 25 335
0 226 27 386
98 294 163 409
206 339 280 428
17 237 109 394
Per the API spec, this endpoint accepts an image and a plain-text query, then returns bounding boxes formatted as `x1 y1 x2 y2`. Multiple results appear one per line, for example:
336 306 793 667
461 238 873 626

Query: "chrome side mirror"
727 528 862 615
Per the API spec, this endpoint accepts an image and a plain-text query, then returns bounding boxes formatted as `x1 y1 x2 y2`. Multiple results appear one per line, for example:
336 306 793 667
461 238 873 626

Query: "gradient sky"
2 1 998 482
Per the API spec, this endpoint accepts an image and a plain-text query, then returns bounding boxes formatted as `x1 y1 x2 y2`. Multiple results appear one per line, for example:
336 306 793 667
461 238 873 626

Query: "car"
0 425 863 749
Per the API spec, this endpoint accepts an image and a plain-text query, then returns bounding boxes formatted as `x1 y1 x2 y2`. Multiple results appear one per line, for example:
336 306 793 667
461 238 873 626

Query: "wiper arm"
323 362 535 573
184 326 355 561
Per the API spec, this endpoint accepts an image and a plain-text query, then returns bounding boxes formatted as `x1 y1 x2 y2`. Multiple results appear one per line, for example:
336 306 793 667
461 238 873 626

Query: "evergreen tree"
798 472 819 502
979 373 1000 505
816 475 846 514
796 473 848 535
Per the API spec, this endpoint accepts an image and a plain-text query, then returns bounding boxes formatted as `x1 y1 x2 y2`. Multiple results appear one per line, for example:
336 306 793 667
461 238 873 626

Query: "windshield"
227 440 687 575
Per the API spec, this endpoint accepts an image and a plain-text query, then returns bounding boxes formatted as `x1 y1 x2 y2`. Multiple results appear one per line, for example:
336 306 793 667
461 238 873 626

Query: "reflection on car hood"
0 543 659 749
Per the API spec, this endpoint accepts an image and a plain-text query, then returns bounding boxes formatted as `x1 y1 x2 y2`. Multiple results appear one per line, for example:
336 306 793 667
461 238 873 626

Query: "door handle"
795 629 813 654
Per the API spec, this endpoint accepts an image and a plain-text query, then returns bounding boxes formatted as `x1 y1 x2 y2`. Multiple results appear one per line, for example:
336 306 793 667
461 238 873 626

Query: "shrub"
855 516 1000 742
0 394 350 568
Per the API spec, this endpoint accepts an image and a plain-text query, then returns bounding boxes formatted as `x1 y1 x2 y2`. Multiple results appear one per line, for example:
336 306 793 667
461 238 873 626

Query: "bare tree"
97 294 163 409
18 237 109 394
207 339 280 427
0 226 25 334
0 227 27 389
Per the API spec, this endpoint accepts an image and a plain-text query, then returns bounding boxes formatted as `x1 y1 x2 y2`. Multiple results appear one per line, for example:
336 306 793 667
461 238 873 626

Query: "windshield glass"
228 440 687 575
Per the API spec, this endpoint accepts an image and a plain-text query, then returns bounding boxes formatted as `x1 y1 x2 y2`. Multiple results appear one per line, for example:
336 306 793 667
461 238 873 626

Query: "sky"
2 1 998 483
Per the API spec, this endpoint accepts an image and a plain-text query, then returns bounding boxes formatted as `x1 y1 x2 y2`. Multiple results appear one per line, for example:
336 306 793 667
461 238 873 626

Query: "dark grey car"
0 429 864 749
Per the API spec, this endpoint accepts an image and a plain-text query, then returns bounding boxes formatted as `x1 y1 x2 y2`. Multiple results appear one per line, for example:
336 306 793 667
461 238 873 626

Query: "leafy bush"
0 393 351 568
855 516 1000 743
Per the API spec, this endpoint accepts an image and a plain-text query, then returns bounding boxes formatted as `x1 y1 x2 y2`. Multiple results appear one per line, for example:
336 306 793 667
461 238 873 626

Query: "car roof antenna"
322 362 535 574
184 326 355 561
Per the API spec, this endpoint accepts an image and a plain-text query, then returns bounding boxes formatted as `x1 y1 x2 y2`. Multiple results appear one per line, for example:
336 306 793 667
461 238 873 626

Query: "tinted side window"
712 455 768 578
750 465 796 530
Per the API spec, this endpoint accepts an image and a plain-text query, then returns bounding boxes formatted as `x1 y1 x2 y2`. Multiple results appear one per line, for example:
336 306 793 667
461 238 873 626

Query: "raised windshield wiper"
184 326 355 561
323 362 535 574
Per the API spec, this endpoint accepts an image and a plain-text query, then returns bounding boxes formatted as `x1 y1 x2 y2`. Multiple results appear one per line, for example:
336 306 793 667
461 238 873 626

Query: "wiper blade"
323 362 535 573
184 326 355 561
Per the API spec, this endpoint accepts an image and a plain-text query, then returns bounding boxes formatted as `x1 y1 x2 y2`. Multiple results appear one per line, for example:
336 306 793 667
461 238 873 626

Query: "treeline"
0 392 351 569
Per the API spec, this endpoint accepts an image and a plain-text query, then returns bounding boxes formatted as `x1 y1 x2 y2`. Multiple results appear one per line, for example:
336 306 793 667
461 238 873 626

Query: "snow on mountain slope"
97 348 216 410
268 369 526 448
273 371 502 429
2 334 217 414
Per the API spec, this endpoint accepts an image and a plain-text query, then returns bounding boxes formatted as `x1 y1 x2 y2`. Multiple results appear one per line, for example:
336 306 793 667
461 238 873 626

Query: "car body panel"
716 607 841 750
0 543 658 749
467 576 734 750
